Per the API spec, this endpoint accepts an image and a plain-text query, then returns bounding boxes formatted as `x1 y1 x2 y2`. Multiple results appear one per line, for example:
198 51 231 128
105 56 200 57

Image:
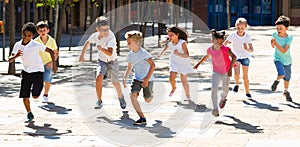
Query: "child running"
35 20 59 103
270 15 293 102
122 31 155 125
157 26 193 101
194 29 236 117
8 22 55 122
224 18 254 98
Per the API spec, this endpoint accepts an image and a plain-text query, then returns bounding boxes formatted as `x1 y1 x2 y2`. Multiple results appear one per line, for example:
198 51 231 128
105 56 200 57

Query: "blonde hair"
125 30 143 46
235 17 248 27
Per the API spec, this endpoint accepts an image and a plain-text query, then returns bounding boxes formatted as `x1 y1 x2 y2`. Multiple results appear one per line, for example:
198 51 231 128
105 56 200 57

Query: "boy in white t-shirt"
8 22 55 122
79 16 126 110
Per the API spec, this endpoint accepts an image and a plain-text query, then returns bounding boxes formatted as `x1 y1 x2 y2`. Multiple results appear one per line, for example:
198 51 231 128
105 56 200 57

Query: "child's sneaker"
184 96 191 101
246 94 252 98
219 98 227 109
233 85 239 93
212 109 219 117
95 100 103 109
271 80 280 91
42 96 49 103
27 112 34 122
119 96 126 109
283 91 293 102
134 117 147 125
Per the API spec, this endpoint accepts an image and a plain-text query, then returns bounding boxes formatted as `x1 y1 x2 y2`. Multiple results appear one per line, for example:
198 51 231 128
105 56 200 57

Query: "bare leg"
284 80 289 90
112 82 123 98
131 93 145 118
180 74 190 98
44 82 51 95
96 74 104 101
242 65 250 94
23 98 31 112
234 62 241 85
169 72 177 93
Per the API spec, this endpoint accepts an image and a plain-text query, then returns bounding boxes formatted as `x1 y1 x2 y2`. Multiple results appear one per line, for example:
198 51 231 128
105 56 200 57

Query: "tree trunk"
8 0 16 75
55 1 68 66
227 0 231 28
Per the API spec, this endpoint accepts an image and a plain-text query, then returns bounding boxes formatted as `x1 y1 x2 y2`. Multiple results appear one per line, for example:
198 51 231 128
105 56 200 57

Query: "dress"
168 39 193 74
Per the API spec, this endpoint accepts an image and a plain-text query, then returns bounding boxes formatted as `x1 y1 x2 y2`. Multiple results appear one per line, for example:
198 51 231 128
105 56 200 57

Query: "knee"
130 93 138 100
32 96 39 99
243 75 249 80
96 75 104 81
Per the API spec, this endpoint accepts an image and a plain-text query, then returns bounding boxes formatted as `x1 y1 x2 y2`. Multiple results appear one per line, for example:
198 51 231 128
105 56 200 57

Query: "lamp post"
2 1 6 61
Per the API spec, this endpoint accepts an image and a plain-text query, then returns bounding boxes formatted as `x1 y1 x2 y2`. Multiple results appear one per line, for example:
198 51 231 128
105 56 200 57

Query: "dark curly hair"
275 15 290 28
22 22 37 35
167 26 188 42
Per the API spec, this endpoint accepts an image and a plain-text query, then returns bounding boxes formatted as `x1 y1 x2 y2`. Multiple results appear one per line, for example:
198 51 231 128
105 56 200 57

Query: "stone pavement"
0 25 300 146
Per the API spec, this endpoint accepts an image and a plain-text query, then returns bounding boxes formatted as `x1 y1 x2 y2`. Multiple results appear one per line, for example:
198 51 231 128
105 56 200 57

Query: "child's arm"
228 50 236 77
271 39 289 53
122 62 133 88
224 40 230 46
157 44 168 59
142 58 155 88
8 50 23 63
45 48 56 73
193 54 210 69
174 42 189 58
244 43 254 52
79 41 91 62
97 46 113 56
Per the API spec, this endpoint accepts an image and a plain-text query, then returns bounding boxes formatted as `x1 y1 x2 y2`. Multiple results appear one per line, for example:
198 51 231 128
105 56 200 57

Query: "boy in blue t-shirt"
270 15 293 102
122 31 155 125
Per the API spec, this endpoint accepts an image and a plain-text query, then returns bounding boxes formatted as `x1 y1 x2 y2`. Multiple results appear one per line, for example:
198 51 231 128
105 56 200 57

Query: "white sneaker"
42 96 49 103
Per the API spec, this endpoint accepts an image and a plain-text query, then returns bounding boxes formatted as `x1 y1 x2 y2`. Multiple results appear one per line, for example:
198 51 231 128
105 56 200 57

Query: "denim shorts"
131 79 154 99
43 65 53 82
236 58 250 66
274 61 291 81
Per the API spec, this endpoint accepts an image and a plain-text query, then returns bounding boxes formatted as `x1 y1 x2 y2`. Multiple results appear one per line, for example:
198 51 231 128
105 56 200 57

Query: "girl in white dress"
158 26 193 100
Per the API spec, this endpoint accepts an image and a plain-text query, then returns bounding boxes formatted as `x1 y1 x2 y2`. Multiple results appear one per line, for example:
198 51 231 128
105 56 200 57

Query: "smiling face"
37 27 49 37
212 38 224 49
276 24 288 37
167 32 178 42
126 38 139 51
96 25 110 37
236 23 247 36
22 30 34 45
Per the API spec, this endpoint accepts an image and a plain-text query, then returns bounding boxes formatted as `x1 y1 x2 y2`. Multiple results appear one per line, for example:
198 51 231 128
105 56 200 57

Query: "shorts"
20 70 44 98
131 79 154 99
236 58 250 66
96 59 119 82
274 61 291 81
43 64 53 82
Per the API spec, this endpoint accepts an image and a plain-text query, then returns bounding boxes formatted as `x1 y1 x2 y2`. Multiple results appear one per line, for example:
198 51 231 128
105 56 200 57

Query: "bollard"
90 43 95 61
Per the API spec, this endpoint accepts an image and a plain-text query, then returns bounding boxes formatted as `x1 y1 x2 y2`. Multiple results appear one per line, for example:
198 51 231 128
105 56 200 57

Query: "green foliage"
31 0 79 8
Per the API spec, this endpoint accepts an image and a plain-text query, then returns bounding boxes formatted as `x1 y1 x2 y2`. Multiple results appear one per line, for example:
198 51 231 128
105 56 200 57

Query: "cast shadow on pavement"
39 102 72 114
96 111 175 138
215 115 264 133
280 101 300 109
0 82 20 98
242 98 283 112
173 101 211 112
24 121 72 139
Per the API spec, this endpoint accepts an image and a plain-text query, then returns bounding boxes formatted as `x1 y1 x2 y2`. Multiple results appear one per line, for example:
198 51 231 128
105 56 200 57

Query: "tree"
8 0 16 75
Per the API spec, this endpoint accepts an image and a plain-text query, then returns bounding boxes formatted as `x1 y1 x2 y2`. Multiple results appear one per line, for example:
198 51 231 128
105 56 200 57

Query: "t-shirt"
207 45 231 74
226 32 252 59
35 35 57 64
127 48 154 81
12 40 46 73
272 32 293 65
87 30 117 62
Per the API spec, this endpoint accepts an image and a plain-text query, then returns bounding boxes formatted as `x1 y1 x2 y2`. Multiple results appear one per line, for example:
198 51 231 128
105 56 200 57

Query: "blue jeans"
274 61 291 81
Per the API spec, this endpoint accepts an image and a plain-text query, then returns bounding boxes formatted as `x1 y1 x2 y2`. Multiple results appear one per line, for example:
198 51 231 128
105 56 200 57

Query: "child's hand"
16 50 23 57
228 68 232 77
97 45 102 51
141 78 149 88
174 49 179 55
193 64 199 69
243 43 248 50
271 39 276 47
157 54 161 59
122 78 127 88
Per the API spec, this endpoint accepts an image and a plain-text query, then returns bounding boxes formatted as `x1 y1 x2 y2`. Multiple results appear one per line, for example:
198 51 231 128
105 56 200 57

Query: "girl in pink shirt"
194 29 236 117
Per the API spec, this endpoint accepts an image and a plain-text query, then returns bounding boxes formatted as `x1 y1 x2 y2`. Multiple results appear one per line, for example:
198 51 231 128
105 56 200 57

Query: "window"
291 0 300 8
